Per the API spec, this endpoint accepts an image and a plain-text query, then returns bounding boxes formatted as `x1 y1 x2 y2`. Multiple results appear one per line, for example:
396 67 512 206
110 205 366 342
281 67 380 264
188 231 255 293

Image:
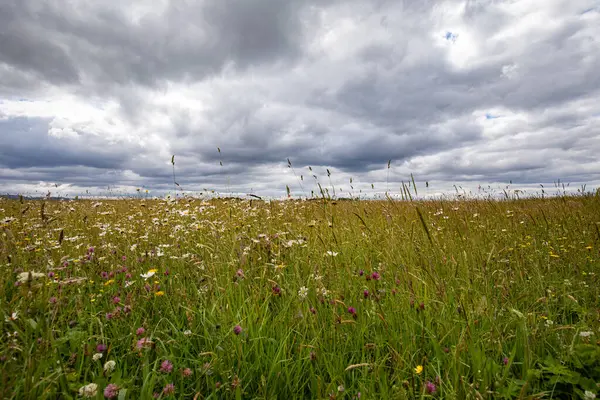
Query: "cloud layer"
1 0 599 198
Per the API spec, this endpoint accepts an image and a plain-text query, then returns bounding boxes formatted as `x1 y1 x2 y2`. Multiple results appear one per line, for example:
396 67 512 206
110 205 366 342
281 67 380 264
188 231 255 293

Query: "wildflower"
425 381 437 394
545 319 554 327
79 383 98 398
160 359 173 373
363 289 369 298
338 385 345 392
309 307 317 314
272 285 281 295
140 269 157 280
96 344 108 353
101 271 109 279
49 297 57 304
17 271 45 283
415 365 423 375
5 311 18 322
92 353 103 361
155 291 165 296
358 269 364 276
298 286 308 299
136 327 145 336
503 356 509 365
236 269 245 279
136 337 153 350
183 329 192 336
182 367 192 377
326 251 339 257
371 271 381 280
163 383 175 396
112 296 120 304
103 383 119 399
48 271 55 278
348 307 357 316
105 312 114 320
104 360 116 373
580 331 594 338
584 391 596 400
233 325 242 335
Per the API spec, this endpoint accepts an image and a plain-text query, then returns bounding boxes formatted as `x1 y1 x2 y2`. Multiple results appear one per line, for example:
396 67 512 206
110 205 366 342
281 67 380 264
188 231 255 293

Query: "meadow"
1 194 599 399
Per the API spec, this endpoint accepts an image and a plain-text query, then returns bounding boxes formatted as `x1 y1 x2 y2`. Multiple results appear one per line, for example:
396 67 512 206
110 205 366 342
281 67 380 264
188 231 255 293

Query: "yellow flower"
148 269 158 274
155 291 165 296
415 365 423 375
104 280 114 286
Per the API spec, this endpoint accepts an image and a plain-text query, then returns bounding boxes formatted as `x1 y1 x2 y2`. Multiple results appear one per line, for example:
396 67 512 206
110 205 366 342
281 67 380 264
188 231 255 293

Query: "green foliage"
0 195 599 399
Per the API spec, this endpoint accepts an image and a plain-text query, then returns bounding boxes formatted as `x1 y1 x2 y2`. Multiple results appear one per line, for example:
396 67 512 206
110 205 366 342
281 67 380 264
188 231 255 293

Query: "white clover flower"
104 360 116 373
584 391 596 400
321 287 329 297
183 330 192 336
92 353 103 361
298 286 308 300
580 331 594 338
545 319 554 327
78 383 98 398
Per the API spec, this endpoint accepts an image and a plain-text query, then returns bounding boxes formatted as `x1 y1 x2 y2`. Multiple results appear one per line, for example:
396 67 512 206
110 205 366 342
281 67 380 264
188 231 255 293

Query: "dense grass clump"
1 196 599 399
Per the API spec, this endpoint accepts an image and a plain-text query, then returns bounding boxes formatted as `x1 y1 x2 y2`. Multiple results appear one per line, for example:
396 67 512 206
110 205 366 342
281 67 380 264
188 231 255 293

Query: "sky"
0 0 599 199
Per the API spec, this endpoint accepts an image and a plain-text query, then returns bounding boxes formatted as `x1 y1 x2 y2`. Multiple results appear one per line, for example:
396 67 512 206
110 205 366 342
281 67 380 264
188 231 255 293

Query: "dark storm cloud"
0 117 134 169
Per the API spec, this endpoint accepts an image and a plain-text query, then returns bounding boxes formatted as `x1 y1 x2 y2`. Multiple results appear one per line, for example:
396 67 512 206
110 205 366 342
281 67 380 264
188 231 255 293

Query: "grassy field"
1 195 599 399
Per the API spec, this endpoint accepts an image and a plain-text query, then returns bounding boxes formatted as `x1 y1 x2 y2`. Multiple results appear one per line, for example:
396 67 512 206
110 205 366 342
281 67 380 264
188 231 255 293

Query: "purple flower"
105 312 114 320
101 271 109 279
272 285 281 295
348 307 357 315
182 367 192 377
88 247 94 253
503 356 509 365
160 359 173 373
104 383 119 399
112 296 121 304
363 289 369 298
236 269 244 278
48 271 55 278
371 271 381 280
162 383 175 396
233 325 242 335
49 297 57 304
425 381 437 394
358 270 364 276
136 327 145 336
136 337 153 350
309 307 317 314
164 269 170 276
122 256 126 261
96 344 108 353
125 273 132 280
419 302 425 311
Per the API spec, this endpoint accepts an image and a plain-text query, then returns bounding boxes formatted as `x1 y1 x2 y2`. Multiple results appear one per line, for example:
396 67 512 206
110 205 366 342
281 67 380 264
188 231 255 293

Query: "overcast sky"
0 0 599 199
